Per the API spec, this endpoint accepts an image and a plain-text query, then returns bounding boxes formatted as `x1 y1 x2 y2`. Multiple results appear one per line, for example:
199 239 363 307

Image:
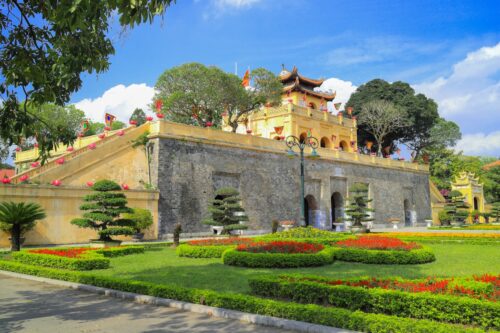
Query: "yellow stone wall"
452 172 486 223
0 185 159 248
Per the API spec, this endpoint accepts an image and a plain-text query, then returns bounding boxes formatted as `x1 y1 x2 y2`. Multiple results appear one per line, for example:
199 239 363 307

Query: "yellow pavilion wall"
0 185 159 248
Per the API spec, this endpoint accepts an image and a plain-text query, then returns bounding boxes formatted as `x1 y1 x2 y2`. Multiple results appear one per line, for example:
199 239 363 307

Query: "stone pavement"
0 275 296 333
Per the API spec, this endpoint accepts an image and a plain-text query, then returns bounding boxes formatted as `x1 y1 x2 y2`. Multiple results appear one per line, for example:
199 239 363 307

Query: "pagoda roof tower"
279 65 336 101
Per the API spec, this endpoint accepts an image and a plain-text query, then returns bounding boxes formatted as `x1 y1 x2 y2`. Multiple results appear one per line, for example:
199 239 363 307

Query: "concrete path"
0 275 295 333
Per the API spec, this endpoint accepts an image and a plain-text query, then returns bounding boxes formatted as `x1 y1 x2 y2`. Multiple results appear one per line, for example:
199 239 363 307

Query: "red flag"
105 113 116 126
241 69 250 87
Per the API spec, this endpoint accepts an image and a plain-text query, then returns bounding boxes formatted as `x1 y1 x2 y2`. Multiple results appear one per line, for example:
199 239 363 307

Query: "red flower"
334 236 421 251
237 241 324 254
29 247 98 258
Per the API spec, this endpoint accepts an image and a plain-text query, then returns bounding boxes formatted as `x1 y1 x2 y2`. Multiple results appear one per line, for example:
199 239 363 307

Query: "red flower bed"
298 274 500 302
29 247 97 258
187 238 254 246
334 236 421 251
237 241 324 254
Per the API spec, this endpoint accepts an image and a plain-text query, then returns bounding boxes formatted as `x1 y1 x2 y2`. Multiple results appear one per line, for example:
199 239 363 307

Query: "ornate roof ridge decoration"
454 171 482 187
279 66 325 87
282 75 336 101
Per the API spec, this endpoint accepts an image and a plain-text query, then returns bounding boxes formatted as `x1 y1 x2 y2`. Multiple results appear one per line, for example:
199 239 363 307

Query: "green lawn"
92 243 500 294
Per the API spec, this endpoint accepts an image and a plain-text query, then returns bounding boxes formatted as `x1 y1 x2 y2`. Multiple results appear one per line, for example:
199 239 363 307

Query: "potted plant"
71 180 134 247
0 201 46 251
445 191 469 228
279 220 295 231
123 208 153 241
438 210 451 226
424 217 433 228
481 212 491 224
470 210 480 224
203 187 248 235
344 183 374 234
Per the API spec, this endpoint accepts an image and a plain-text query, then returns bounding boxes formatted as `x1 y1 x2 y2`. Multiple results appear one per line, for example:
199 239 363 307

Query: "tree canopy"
153 63 281 131
0 0 175 162
345 79 460 157
130 108 147 126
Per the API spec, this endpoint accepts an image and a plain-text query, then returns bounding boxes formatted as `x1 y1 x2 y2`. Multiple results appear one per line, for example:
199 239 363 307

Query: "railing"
11 125 144 183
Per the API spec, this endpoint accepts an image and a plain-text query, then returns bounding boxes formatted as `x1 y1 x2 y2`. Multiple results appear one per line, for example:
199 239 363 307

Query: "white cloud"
414 42 500 156
455 131 500 157
317 78 357 112
74 83 155 123
214 0 261 8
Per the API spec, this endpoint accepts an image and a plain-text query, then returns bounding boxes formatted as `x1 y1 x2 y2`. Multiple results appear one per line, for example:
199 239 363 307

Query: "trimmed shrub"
12 251 110 270
176 244 233 258
97 246 145 257
222 248 334 268
0 260 485 333
249 275 499 329
330 246 435 264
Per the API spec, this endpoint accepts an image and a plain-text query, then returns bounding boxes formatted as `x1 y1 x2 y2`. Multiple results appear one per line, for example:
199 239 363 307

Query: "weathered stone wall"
151 137 431 236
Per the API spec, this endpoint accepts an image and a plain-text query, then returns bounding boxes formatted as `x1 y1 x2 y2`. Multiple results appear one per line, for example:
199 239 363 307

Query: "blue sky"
72 0 500 157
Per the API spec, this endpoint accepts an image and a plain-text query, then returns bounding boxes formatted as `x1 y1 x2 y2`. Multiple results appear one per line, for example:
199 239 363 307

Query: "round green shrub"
330 247 435 264
222 248 335 268
176 244 233 258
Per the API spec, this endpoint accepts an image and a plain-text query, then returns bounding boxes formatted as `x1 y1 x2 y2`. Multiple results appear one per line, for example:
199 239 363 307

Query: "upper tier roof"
279 66 336 101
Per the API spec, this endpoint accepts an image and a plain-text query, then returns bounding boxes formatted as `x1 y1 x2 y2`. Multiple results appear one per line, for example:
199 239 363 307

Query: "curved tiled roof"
283 76 336 101
279 66 325 87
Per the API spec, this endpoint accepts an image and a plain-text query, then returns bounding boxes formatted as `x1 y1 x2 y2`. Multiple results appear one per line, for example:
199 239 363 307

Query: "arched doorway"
474 197 479 210
299 132 308 144
339 140 348 151
320 137 331 148
304 195 318 227
331 192 343 228
404 199 411 227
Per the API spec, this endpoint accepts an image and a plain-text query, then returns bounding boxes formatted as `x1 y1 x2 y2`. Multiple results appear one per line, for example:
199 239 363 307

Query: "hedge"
11 251 110 270
176 244 233 258
248 275 499 329
330 246 435 264
222 248 334 268
11 246 145 270
0 260 485 333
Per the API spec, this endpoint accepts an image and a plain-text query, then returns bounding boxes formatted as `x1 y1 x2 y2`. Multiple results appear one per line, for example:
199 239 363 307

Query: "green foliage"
12 251 110 270
249 275 499 329
0 201 46 251
129 108 147 126
258 227 351 244
444 191 470 226
330 247 436 264
344 183 374 229
153 63 281 131
345 79 458 158
438 210 451 226
70 180 134 241
271 220 279 233
491 202 500 221
0 260 485 333
222 248 334 268
202 187 248 234
0 1 175 161
176 244 232 258
173 222 182 246
131 131 150 148
96 246 145 258
123 208 153 233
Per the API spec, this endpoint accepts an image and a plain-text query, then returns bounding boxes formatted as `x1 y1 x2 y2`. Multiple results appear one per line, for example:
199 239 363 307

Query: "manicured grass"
91 243 500 294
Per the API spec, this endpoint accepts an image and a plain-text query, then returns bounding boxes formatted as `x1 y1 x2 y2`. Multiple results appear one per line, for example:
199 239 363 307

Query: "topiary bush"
330 246 435 264
202 187 248 234
70 180 134 241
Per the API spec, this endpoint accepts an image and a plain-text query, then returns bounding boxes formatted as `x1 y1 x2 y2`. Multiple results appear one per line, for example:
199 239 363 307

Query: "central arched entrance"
304 195 318 227
331 192 344 228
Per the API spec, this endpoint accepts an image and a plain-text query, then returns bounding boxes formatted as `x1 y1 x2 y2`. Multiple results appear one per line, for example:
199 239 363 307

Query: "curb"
0 270 356 333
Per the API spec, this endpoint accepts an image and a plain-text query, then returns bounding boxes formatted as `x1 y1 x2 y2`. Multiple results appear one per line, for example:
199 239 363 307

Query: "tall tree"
358 100 409 156
153 63 281 131
130 108 147 126
345 79 446 157
0 1 175 162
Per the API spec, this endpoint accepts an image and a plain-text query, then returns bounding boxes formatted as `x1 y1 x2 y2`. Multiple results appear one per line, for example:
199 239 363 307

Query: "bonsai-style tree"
0 201 46 251
71 180 134 241
343 183 374 232
123 208 153 235
444 190 469 226
203 187 248 234
438 210 451 226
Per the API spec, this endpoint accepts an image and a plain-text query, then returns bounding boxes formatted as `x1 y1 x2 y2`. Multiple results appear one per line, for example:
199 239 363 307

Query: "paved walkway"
0 275 295 333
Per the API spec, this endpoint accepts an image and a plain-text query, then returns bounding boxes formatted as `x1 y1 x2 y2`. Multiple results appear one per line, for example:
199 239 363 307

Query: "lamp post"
286 135 320 226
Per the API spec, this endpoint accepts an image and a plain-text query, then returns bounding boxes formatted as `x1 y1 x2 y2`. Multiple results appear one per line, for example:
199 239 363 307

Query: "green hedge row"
0 260 485 333
248 275 499 329
222 248 334 268
331 246 436 264
175 244 233 258
11 251 110 270
96 246 145 257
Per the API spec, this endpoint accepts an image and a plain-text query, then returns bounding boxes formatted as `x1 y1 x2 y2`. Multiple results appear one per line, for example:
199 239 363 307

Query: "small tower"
451 172 485 223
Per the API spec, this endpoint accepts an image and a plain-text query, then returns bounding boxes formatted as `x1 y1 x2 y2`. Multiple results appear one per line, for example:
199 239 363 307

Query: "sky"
72 0 500 157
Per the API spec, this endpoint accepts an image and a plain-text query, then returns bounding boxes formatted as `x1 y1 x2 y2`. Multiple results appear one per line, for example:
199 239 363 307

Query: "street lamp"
285 135 320 226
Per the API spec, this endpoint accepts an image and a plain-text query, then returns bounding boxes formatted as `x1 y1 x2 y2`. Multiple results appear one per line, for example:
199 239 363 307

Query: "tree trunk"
10 224 21 251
